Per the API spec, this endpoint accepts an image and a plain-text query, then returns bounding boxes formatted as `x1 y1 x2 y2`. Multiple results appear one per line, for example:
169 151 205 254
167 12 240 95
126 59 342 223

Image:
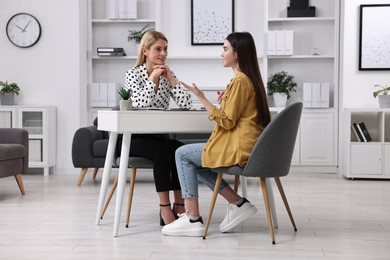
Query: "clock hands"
15 24 24 31
22 20 31 32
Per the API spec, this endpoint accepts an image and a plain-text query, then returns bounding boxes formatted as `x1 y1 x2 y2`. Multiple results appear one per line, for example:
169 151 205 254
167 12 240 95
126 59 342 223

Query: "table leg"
95 132 118 226
113 132 132 237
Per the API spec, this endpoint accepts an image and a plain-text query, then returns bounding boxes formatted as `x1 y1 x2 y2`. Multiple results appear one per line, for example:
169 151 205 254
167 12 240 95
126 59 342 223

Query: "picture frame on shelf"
359 4 390 70
191 0 234 45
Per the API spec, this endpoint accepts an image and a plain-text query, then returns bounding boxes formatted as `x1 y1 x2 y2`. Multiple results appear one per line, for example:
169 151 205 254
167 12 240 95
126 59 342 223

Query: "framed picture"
191 0 234 45
359 4 390 70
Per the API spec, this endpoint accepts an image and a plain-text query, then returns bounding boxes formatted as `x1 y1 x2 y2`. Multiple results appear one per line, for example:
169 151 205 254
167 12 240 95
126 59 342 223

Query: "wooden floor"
1 171 389 259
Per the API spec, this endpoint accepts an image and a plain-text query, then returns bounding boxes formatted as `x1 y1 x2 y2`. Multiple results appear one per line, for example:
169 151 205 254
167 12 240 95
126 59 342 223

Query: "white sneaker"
161 213 204 237
219 198 257 233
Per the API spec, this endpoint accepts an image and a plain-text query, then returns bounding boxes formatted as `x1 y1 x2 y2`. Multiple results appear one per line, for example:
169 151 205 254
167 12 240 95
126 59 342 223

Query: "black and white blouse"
124 63 192 109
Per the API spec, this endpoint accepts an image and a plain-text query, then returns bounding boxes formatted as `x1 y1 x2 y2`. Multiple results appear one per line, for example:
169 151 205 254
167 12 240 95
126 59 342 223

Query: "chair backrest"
242 102 303 178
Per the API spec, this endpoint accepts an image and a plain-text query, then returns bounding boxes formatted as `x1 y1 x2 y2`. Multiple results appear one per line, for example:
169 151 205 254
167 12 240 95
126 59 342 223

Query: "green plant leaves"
117 87 132 100
0 81 20 95
266 71 297 99
373 84 390 98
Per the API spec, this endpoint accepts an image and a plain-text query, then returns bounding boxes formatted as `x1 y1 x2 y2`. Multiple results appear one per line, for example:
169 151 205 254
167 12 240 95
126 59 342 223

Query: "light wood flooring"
1 171 389 259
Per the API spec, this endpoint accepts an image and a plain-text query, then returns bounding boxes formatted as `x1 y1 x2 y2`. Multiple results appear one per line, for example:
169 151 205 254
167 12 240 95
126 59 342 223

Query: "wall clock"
6 13 42 48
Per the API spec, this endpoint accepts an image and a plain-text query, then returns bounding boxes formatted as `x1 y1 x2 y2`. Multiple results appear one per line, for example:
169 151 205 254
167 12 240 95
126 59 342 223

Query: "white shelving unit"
264 0 340 171
87 0 161 122
0 105 56 176
343 108 390 179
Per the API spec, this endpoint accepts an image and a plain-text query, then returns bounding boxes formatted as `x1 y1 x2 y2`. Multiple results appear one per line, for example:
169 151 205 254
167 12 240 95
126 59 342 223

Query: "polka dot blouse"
125 63 192 109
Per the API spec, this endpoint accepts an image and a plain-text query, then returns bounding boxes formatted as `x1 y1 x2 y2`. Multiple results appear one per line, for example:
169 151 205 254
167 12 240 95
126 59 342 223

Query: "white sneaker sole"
219 205 257 233
162 227 204 237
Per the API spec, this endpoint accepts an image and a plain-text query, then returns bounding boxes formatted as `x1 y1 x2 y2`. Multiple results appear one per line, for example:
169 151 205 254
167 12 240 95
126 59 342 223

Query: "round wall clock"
6 13 42 48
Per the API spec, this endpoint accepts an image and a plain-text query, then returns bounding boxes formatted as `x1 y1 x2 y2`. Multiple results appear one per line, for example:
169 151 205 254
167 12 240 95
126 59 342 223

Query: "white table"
95 109 278 237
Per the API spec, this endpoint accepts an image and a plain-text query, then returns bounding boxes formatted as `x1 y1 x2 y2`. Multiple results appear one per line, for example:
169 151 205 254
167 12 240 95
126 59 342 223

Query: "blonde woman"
124 31 192 225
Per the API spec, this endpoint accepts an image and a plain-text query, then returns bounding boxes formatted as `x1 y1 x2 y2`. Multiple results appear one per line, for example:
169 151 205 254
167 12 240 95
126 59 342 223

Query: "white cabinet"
300 112 335 166
290 111 336 168
343 108 390 179
0 106 56 176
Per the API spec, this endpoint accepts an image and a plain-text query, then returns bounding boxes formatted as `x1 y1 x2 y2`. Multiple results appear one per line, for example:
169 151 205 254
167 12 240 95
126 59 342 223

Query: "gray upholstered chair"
0 128 28 195
72 117 114 186
203 102 302 244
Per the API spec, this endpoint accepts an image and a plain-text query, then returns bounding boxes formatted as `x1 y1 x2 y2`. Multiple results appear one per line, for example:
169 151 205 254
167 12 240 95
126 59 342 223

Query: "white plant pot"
119 99 132 111
378 95 390 108
272 93 287 107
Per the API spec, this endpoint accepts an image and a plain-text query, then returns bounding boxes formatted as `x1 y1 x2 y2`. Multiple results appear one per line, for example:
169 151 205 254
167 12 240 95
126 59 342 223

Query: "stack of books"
97 47 126 57
351 122 372 142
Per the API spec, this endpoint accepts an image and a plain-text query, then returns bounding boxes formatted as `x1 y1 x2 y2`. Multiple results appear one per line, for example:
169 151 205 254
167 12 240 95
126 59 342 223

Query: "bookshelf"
265 0 339 170
343 108 390 179
87 0 161 123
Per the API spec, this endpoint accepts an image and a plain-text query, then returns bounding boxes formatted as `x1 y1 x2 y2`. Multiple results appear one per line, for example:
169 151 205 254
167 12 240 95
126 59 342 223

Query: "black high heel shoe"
173 203 185 219
159 203 171 226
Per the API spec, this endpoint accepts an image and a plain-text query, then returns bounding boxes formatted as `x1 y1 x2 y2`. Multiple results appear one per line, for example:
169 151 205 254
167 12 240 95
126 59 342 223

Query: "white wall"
340 0 390 108
0 0 88 174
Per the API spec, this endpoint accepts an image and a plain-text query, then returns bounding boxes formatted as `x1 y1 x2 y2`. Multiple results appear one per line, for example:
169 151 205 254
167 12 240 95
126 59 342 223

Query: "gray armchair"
0 128 28 195
72 118 117 186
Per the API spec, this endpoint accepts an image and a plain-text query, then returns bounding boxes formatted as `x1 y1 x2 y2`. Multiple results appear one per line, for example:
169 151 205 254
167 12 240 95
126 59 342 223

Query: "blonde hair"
134 30 168 67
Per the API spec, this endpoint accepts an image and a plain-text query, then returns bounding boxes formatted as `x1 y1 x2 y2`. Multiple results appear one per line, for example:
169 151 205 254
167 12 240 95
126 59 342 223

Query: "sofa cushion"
0 144 26 161
93 140 109 157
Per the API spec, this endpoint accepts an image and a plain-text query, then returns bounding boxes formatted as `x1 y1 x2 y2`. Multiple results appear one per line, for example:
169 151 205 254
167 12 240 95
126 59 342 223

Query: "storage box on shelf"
0 106 56 176
342 108 390 179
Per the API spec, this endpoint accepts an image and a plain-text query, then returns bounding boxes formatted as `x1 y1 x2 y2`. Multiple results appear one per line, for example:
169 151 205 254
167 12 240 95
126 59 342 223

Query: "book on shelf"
97 47 124 53
97 51 126 56
357 122 372 142
351 123 363 142
351 122 372 142
97 47 126 56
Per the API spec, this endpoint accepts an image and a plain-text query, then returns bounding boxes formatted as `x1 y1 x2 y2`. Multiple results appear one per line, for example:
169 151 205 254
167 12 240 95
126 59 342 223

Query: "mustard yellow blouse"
201 72 265 168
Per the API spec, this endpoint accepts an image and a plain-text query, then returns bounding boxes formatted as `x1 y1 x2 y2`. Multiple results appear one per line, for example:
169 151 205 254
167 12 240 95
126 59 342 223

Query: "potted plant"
267 71 297 107
373 83 390 108
0 81 20 105
118 87 132 111
128 24 154 44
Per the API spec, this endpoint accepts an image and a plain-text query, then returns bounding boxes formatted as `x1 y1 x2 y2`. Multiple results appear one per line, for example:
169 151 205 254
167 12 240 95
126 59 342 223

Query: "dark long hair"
226 32 271 127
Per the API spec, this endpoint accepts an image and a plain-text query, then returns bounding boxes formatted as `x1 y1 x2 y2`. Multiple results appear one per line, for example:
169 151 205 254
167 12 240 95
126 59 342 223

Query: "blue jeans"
175 143 229 198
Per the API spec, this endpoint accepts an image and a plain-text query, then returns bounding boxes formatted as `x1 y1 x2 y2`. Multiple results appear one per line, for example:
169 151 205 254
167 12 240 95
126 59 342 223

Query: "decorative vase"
0 93 15 105
119 99 132 111
378 95 390 108
273 93 287 107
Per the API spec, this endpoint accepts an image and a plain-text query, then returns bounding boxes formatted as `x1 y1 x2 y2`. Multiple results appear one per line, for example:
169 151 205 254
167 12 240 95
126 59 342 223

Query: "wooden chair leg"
15 174 25 195
92 168 99 180
76 168 88 186
260 177 275 244
233 175 239 193
101 175 119 219
274 177 297 231
126 166 137 228
203 172 223 239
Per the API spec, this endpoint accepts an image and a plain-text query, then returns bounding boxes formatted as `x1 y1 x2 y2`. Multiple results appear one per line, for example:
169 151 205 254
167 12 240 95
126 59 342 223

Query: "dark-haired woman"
162 32 271 237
